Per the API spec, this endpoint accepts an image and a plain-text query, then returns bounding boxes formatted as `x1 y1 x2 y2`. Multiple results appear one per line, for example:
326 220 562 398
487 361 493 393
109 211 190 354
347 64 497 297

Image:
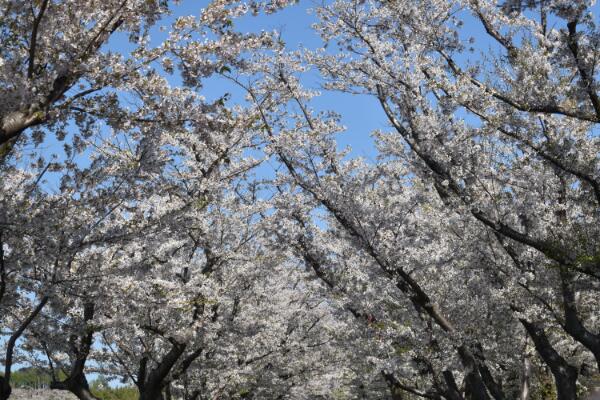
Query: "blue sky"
28 0 600 191
122 0 385 160
17 0 385 192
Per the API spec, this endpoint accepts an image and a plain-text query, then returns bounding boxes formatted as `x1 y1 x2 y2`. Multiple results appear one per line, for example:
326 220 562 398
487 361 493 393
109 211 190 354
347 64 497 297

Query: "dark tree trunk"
1 295 49 400
0 377 11 400
136 341 187 400
71 385 100 400
552 370 578 400
186 390 201 400
51 372 100 400
458 346 491 400
50 303 99 400
560 270 600 371
382 372 404 400
521 319 578 400
139 385 166 400
442 371 464 400
472 343 505 400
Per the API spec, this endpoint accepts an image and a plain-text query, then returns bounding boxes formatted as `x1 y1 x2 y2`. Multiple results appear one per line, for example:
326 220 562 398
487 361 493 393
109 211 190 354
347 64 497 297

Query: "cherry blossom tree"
0 1 295 399
2 0 599 399
252 0 600 398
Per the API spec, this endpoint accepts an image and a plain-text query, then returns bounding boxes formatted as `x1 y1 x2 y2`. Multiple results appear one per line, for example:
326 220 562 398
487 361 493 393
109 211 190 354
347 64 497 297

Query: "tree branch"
28 0 50 79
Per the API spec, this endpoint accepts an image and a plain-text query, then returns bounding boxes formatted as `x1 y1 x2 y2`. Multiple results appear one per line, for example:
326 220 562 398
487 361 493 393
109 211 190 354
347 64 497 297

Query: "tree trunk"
458 346 492 400
560 270 600 371
553 369 578 400
71 387 101 400
382 372 404 400
0 377 11 400
186 390 201 400
442 371 464 400
1 295 49 400
139 385 165 400
50 302 99 400
136 339 188 400
51 373 100 400
521 319 578 400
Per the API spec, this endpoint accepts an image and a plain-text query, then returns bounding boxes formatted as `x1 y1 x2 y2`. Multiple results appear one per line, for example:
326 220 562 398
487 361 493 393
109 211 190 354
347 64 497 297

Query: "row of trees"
9 368 137 400
0 0 598 399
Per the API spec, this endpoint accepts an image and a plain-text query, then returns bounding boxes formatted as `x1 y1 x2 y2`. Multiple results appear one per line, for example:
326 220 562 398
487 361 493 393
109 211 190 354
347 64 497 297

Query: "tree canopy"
0 1 599 399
